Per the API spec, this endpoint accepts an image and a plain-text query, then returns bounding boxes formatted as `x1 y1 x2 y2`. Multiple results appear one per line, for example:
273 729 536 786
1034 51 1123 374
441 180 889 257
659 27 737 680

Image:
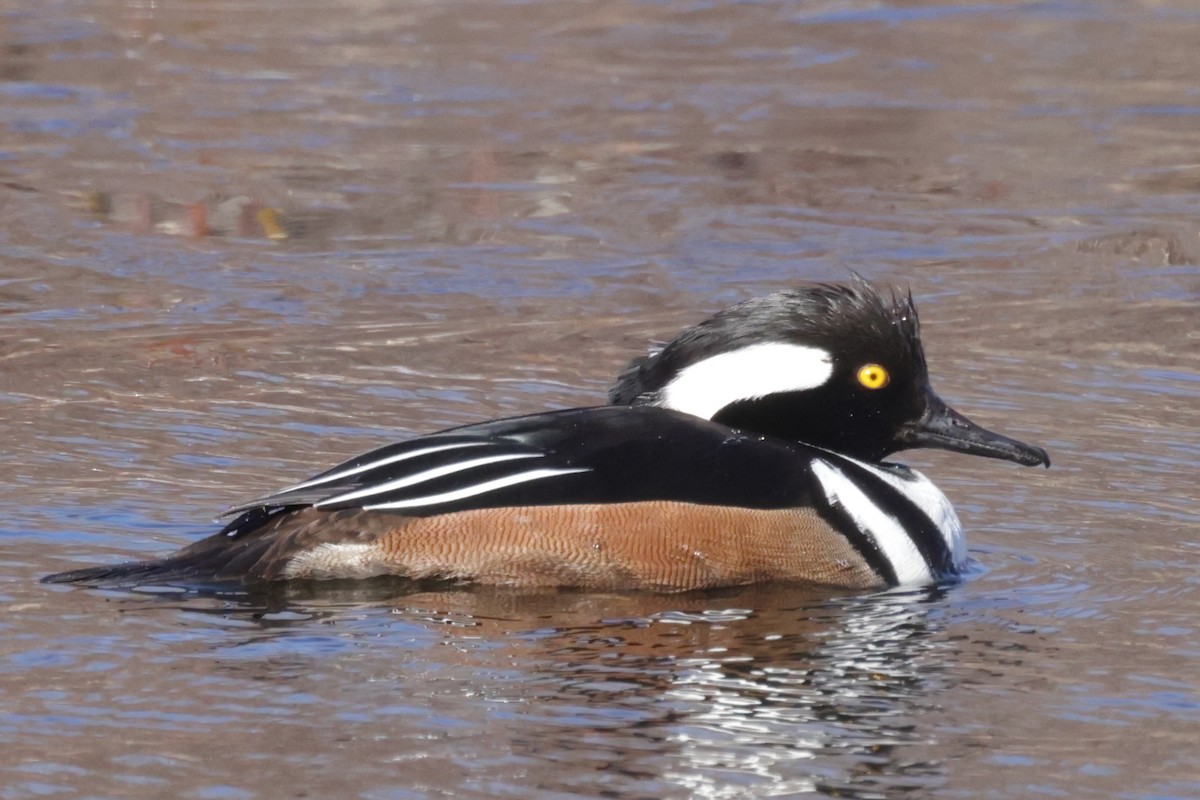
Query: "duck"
44 277 1049 592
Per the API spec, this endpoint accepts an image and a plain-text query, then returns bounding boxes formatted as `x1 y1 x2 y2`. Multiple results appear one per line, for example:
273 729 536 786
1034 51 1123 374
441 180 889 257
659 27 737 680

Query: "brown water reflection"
3 0 1199 798
27 584 961 798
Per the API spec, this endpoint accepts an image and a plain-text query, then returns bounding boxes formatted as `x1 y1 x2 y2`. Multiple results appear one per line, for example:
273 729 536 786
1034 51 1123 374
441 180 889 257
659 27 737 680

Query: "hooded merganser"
44 278 1049 592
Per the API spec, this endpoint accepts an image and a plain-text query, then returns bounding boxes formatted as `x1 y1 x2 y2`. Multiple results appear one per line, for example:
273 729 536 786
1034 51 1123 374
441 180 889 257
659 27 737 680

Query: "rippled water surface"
2 1 1198 798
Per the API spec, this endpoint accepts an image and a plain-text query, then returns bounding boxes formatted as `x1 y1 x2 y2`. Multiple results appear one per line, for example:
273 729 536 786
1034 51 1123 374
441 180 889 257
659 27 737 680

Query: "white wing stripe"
362 467 590 510
810 459 934 586
315 453 541 506
283 441 493 494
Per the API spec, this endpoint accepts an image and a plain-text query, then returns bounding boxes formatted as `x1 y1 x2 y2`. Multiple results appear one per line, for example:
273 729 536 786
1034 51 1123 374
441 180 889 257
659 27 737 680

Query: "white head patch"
655 342 833 420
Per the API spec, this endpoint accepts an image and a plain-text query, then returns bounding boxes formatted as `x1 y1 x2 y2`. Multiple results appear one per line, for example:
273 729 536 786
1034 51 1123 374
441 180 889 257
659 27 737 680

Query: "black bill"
898 392 1051 467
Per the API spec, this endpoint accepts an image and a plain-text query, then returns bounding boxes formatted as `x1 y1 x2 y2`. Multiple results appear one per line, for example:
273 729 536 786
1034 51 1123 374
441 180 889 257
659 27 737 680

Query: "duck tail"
41 541 271 587
41 508 296 586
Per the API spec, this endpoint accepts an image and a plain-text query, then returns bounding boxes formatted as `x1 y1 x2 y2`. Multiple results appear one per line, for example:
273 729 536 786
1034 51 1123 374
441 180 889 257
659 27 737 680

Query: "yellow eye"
856 363 890 390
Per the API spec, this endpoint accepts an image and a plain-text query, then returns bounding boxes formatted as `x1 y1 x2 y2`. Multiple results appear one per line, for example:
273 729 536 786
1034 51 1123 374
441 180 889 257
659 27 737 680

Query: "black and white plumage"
610 278 1031 464
44 278 1049 592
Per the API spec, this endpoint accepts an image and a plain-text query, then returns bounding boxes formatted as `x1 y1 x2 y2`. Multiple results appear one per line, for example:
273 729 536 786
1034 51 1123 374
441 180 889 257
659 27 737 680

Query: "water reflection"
117 581 958 797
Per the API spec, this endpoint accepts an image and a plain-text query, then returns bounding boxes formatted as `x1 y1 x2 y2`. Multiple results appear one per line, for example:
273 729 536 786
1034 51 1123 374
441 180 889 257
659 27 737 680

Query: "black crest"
608 275 926 408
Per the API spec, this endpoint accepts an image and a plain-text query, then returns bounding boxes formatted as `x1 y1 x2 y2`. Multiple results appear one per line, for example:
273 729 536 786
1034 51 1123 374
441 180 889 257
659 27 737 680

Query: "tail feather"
42 508 392 587
42 539 281 586
42 559 227 586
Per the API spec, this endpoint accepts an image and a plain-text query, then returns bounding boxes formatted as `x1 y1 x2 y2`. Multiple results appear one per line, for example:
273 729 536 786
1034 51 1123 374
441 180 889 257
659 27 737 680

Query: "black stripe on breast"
815 456 955 580
806 485 899 586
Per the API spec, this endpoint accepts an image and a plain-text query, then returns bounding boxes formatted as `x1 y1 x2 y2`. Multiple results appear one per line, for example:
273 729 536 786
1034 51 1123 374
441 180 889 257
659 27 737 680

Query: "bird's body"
45 278 1048 592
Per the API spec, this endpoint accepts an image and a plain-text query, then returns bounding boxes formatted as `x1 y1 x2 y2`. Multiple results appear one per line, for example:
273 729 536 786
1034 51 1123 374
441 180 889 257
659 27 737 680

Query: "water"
2 0 1198 797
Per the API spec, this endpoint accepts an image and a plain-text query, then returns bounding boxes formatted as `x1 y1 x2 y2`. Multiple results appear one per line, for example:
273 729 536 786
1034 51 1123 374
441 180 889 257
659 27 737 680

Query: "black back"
221 407 827 530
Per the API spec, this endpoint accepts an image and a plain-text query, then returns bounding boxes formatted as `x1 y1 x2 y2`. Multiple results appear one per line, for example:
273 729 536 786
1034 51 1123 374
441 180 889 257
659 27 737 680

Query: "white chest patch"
657 342 833 420
866 461 964 569
810 457 965 585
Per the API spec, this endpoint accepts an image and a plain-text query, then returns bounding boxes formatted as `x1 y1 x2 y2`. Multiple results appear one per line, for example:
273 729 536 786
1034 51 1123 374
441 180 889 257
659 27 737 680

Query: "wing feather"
214 406 822 541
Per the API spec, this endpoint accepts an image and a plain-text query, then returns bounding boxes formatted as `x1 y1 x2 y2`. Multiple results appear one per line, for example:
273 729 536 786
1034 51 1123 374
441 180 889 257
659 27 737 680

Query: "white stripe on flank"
315 452 541 507
362 467 590 510
810 459 934 586
657 342 834 420
282 441 492 494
